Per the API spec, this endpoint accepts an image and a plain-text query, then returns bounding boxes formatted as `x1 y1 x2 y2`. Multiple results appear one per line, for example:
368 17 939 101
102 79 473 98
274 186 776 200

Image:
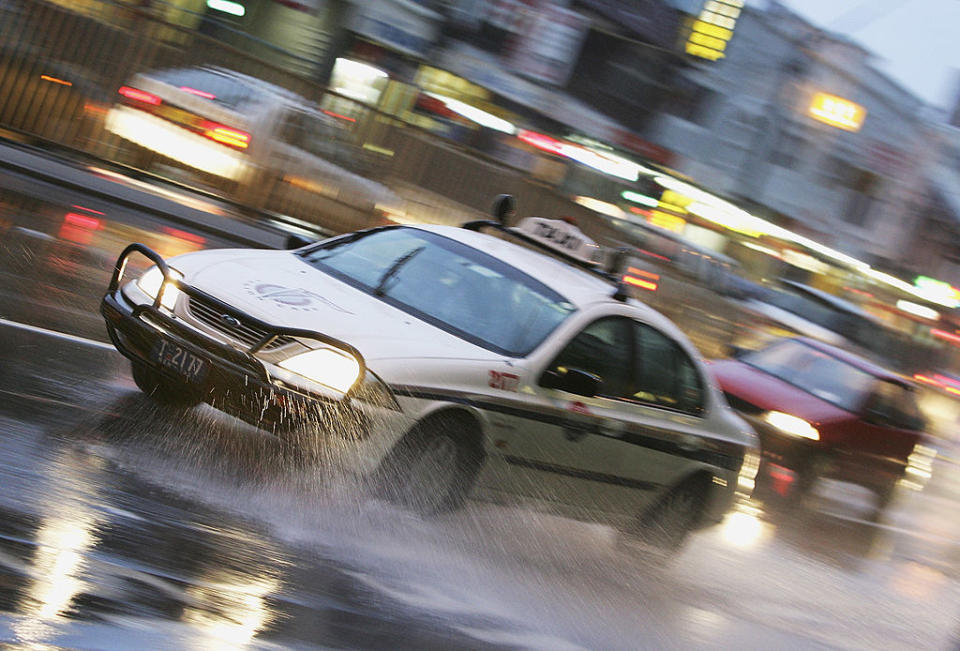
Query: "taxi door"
476 314 697 522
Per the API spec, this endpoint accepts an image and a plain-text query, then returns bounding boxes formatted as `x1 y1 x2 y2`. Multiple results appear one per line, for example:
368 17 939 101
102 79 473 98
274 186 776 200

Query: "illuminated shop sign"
685 0 743 61
808 93 866 132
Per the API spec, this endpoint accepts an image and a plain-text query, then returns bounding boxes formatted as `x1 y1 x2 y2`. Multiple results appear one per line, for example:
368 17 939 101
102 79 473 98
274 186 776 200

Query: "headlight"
137 266 182 311
278 347 361 393
762 411 819 440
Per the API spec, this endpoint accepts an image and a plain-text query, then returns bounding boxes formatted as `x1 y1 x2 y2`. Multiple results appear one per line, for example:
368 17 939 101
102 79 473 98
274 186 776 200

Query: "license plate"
151 338 209 385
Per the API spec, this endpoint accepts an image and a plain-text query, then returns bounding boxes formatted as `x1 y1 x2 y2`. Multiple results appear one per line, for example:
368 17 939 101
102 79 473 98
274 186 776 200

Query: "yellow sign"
685 0 743 60
648 211 687 233
809 93 865 132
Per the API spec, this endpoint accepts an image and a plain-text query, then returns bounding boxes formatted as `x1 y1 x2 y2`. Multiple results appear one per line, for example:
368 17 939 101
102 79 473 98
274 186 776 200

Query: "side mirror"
285 233 315 250
491 194 516 225
541 368 601 398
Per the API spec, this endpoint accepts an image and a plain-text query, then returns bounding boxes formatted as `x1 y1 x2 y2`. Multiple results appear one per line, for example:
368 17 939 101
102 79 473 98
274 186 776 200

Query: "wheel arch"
662 467 724 530
402 404 488 460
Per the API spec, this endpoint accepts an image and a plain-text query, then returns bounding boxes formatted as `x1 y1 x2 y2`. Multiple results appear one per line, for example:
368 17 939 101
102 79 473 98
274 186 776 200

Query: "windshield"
741 339 875 411
300 228 577 356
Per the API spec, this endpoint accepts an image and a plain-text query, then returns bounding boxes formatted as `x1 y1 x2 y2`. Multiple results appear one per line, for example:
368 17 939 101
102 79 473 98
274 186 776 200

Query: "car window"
151 68 259 110
546 317 633 399
867 381 924 430
633 324 704 414
279 109 365 171
299 228 576 357
742 339 874 411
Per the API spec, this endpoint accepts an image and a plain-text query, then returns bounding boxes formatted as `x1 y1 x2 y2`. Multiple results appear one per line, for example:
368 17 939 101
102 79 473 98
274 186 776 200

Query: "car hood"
709 359 852 426
177 249 506 363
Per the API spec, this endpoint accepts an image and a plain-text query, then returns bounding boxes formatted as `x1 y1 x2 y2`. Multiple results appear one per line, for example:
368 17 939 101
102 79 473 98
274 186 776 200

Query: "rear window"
152 68 260 110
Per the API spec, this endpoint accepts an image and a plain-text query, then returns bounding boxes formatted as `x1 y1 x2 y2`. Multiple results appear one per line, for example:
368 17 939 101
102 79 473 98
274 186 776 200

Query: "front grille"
187 296 295 352
723 392 764 415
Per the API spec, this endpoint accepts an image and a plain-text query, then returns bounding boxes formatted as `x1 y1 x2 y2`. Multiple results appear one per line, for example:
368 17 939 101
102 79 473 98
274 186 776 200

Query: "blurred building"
906 123 960 284
638 1 935 273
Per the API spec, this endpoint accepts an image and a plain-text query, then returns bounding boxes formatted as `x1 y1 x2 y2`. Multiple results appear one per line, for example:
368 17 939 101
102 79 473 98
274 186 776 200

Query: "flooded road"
2 162 960 649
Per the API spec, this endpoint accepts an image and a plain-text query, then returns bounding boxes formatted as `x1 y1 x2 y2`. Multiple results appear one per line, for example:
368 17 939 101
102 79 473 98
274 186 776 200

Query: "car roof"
797 337 907 384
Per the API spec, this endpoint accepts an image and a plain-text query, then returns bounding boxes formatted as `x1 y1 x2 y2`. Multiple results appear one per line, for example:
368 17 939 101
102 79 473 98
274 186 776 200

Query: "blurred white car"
101 216 757 550
104 66 398 221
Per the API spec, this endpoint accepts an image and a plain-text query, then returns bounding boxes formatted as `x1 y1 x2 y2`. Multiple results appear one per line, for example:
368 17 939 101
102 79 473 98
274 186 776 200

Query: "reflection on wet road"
3 169 960 648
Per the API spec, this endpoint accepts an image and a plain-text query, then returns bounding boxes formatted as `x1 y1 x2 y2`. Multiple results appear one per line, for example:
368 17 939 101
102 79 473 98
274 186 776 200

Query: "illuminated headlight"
762 411 819 441
137 266 182 310
278 347 361 393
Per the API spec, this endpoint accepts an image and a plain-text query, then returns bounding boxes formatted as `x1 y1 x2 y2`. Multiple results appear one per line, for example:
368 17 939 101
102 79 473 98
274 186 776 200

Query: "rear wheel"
632 477 709 552
375 412 484 515
131 362 203 407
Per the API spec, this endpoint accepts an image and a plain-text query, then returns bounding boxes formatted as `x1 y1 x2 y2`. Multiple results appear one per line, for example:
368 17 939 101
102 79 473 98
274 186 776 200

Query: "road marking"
0 318 114 350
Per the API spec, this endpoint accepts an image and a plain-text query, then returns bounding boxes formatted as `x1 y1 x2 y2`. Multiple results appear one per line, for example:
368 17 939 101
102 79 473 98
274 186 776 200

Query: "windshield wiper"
374 246 425 296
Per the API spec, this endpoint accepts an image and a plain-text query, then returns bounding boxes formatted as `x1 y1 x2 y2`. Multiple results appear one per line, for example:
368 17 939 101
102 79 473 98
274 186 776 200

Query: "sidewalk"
0 137 293 249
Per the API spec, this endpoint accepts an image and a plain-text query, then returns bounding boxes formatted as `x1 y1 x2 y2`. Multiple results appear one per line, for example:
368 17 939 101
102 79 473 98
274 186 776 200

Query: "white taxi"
101 213 757 550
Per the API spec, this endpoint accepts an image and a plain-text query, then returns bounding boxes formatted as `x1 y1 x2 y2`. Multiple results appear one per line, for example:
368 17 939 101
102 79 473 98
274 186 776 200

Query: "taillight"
118 86 161 105
200 121 250 149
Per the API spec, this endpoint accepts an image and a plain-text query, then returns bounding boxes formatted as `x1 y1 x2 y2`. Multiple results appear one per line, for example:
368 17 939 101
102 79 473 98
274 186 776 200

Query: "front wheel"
131 362 203 408
375 413 483 515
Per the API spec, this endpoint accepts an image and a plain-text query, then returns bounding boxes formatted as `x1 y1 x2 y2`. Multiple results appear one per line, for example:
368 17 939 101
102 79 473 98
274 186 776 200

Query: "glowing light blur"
573 196 625 219
809 92 865 132
331 58 387 104
622 275 658 291
931 328 960 345
180 86 217 99
40 74 72 86
686 0 742 60
424 93 516 134
763 411 819 440
105 105 248 180
720 502 770 548
913 276 960 308
63 212 102 229
896 300 939 320
206 0 245 16
621 190 659 207
118 86 161 105
202 123 251 149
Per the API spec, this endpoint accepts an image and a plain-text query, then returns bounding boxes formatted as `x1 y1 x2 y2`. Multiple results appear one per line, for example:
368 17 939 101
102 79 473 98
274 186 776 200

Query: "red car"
710 337 929 506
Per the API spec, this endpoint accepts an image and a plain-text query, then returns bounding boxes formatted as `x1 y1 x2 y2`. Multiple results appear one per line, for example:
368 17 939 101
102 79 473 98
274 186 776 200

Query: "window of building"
769 130 805 169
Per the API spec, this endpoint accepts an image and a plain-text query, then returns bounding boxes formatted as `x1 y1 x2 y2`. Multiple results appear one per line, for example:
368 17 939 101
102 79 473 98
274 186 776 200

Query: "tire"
131 362 203 408
375 412 484 515
633 477 709 552
794 453 832 500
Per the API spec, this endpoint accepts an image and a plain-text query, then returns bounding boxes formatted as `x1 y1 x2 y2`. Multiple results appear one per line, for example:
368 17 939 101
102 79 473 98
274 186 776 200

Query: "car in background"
104 66 399 226
100 213 758 551
711 337 931 508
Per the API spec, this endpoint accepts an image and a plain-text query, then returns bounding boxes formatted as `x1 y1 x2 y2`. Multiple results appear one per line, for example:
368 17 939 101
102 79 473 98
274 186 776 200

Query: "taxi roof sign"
510 217 604 266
